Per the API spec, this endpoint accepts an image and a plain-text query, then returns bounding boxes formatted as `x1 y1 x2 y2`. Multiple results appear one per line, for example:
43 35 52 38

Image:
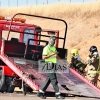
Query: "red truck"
0 13 67 94
0 13 100 98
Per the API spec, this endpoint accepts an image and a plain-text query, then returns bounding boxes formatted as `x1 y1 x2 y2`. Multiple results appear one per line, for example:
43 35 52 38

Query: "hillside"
1 1 100 62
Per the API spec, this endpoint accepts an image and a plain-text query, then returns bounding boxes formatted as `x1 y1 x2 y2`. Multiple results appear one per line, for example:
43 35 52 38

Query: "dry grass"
0 1 100 18
0 1 100 62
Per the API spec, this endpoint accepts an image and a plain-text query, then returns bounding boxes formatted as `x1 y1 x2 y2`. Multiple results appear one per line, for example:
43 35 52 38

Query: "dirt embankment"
1 1 100 62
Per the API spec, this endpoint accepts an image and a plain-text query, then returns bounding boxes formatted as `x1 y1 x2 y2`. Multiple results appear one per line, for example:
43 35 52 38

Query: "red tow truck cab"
0 14 67 94
0 16 60 77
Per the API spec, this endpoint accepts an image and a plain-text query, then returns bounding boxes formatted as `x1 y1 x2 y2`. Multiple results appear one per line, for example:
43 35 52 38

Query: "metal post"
0 1 1 7
47 0 48 4
26 0 28 5
36 0 37 5
83 0 84 2
8 0 10 6
70 0 71 3
17 0 18 6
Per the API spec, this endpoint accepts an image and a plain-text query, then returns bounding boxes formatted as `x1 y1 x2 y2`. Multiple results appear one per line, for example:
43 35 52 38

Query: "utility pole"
70 0 71 3
83 0 84 2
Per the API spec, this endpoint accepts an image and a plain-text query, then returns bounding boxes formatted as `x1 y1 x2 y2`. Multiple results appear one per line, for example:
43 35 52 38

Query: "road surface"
0 91 100 100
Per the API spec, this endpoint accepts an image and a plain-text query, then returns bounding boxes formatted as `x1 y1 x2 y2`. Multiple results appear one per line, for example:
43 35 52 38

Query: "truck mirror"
35 26 42 33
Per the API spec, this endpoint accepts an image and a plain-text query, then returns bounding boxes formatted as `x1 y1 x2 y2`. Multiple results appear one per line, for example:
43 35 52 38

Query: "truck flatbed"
0 56 100 98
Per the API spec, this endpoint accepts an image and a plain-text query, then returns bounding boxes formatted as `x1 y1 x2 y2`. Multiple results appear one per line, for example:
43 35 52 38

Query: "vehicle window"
2 30 20 41
23 29 34 45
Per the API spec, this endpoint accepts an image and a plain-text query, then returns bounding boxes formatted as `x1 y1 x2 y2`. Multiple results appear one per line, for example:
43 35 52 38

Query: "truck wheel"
0 69 15 93
6 77 15 93
0 69 6 92
26 86 33 92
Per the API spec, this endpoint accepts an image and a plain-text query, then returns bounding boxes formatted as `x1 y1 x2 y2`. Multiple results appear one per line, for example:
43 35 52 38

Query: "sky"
0 0 96 7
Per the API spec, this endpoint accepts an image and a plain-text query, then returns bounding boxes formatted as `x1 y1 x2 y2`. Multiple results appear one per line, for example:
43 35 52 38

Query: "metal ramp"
57 72 100 98
1 56 100 98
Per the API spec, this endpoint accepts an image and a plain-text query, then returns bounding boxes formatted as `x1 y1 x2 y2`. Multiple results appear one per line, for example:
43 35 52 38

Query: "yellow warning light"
0 16 26 23
18 18 26 23
13 18 26 23
0 16 4 20
13 18 19 21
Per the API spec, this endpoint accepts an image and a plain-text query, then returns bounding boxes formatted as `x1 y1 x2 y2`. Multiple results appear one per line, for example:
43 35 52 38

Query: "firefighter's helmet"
71 49 79 56
89 46 98 54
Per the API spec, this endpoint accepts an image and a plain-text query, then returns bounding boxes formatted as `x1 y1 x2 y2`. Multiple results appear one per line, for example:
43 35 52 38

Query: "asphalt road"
0 92 99 100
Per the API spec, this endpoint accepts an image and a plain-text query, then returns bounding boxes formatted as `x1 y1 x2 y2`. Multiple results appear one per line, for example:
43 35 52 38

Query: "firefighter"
70 49 86 74
85 46 100 85
37 36 66 99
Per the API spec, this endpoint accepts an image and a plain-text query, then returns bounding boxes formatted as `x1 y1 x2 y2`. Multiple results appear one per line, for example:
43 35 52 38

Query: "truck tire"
0 69 6 92
6 77 15 93
0 69 15 93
